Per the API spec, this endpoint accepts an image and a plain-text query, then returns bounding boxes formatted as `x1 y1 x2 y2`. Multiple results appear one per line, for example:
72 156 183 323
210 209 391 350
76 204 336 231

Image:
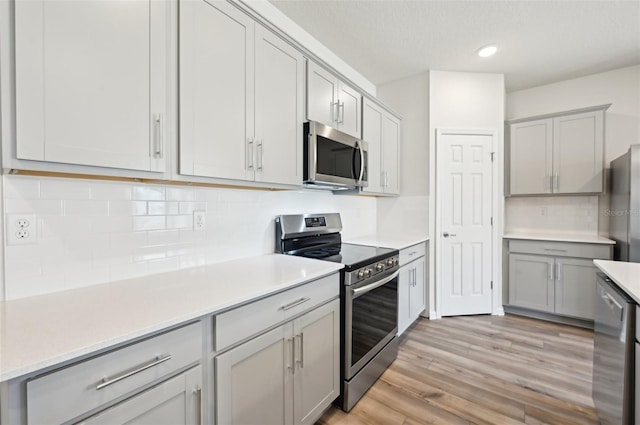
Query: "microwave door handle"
357 141 364 184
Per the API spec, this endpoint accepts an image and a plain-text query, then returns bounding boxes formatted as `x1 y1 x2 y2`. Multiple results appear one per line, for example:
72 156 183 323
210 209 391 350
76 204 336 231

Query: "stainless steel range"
275 213 399 412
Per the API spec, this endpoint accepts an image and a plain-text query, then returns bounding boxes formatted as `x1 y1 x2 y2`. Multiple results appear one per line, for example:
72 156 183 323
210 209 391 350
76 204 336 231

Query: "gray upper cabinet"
14 0 167 173
307 60 362 139
508 105 608 195
362 98 400 195
179 0 303 186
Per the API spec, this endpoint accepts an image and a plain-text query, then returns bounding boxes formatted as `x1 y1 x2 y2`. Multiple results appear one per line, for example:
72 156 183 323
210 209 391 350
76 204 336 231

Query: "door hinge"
490 152 495 162
490 217 493 226
490 281 493 290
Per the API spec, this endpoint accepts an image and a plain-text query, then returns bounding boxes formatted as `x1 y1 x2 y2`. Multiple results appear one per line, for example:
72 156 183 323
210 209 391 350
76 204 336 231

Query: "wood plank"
317 314 599 425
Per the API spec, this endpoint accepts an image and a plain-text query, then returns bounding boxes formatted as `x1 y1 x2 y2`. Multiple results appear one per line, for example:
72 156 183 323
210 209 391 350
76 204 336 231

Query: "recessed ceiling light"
477 44 498 58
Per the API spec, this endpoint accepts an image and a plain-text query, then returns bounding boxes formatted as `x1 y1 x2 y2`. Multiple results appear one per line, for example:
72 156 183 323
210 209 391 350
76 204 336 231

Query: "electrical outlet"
193 211 206 230
6 214 37 245
540 207 547 216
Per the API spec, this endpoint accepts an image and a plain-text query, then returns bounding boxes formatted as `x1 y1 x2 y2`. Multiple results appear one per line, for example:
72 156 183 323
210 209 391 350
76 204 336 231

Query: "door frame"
431 128 504 318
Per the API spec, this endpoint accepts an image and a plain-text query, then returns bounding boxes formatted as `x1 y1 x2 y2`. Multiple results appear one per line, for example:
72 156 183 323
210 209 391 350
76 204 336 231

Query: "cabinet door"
554 258 597 319
216 323 292 425
398 266 412 336
179 0 255 181
79 366 202 425
509 119 553 195
382 113 401 195
508 254 555 312
410 257 426 321
306 61 337 127
255 26 304 186
337 82 362 139
15 0 166 172
553 110 604 193
361 99 383 194
292 300 340 425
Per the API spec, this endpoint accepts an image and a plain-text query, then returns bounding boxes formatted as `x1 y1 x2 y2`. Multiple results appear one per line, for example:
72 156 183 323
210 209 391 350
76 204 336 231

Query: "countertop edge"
593 260 640 304
503 233 616 245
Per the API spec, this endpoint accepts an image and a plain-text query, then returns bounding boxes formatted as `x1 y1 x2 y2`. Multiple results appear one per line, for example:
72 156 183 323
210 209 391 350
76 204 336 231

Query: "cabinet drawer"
215 273 340 351
400 242 426 266
27 322 202 425
508 240 611 259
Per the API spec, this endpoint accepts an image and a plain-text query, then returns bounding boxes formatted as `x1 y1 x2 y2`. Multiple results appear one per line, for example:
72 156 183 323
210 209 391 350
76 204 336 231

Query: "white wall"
0 174 4 301
428 70 506 317
376 72 429 237
2 175 376 300
505 65 640 236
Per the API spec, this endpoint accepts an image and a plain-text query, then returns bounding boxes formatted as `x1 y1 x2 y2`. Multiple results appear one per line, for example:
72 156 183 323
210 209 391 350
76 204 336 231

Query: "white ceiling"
269 0 640 92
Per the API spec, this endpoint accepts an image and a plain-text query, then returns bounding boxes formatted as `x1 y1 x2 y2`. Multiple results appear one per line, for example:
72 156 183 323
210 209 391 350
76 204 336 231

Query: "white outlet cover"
193 211 206 230
6 214 37 245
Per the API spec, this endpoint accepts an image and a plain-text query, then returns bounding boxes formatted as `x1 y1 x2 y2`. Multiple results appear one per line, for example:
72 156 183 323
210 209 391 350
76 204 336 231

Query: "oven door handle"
351 270 399 299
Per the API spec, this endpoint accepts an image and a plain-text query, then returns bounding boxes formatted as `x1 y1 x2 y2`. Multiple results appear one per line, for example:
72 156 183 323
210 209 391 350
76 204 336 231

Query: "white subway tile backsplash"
40 179 91 200
109 201 147 216
5 199 63 215
133 186 165 201
64 200 109 216
133 216 166 231
148 201 179 216
4 177 40 199
3 175 377 300
167 215 193 229
91 183 132 201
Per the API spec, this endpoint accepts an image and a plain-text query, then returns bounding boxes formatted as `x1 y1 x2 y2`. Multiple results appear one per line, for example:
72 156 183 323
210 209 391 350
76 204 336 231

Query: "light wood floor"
317 314 598 425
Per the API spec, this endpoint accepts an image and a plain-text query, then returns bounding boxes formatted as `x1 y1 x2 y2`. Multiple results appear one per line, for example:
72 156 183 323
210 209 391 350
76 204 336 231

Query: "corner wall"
376 72 429 237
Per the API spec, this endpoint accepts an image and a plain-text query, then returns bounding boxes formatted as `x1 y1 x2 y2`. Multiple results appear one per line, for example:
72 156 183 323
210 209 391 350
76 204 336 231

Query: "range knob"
386 259 394 267
393 258 399 266
364 268 372 277
375 263 384 272
357 270 365 279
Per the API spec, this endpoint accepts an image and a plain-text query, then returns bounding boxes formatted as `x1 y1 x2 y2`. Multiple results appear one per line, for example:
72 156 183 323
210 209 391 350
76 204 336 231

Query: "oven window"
350 279 398 367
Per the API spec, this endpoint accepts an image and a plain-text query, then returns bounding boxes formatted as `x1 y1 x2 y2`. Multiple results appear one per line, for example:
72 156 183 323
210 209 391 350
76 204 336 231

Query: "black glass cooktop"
297 243 397 270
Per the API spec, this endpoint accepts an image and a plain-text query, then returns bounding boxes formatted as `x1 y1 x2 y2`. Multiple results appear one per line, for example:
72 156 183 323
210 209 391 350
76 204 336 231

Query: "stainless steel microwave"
303 121 368 191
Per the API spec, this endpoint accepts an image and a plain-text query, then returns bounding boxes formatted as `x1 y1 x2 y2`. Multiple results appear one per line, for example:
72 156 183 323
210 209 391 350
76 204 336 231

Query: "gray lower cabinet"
507 239 612 320
509 254 555 313
25 323 203 425
80 366 202 425
215 299 340 425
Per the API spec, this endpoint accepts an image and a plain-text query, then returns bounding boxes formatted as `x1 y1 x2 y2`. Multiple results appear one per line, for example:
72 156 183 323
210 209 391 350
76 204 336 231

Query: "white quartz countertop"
344 234 429 250
503 232 615 245
593 260 640 304
0 254 343 382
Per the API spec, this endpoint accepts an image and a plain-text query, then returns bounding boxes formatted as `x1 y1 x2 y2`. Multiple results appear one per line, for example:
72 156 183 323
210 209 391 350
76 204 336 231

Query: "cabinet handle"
556 263 561 281
380 171 385 188
257 140 263 171
96 354 172 390
153 114 163 158
554 173 559 191
247 138 254 170
543 248 567 252
548 263 554 281
193 386 202 425
300 332 304 368
408 251 417 257
280 297 310 311
338 101 345 124
331 101 339 123
286 337 293 371
548 175 552 192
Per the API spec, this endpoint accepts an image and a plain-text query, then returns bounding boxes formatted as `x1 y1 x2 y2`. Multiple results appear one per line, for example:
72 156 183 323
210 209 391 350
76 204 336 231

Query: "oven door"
344 270 398 380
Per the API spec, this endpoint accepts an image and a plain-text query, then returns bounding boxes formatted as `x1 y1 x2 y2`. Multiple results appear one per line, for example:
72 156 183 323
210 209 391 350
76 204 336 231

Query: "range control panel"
346 256 399 286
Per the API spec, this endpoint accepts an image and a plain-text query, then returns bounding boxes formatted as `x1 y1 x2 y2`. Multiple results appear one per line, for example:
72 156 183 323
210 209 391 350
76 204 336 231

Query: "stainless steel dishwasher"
593 272 635 425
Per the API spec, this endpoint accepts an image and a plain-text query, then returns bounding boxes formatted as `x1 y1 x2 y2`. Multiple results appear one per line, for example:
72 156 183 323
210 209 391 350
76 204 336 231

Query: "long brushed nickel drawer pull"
544 248 567 252
280 297 310 311
96 354 172 390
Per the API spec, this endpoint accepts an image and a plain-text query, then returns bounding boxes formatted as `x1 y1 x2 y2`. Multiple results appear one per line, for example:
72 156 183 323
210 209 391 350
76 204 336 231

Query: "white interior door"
437 132 493 316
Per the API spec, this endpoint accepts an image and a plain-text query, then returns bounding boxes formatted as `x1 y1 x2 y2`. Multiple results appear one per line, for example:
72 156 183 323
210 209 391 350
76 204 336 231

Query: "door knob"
442 232 457 238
